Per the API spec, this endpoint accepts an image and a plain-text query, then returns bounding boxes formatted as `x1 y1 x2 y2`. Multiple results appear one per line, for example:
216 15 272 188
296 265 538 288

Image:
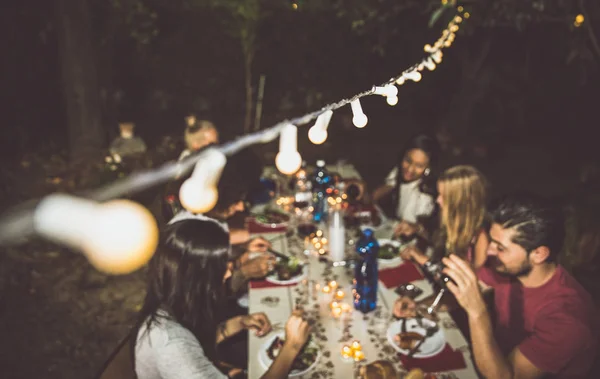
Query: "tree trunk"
243 47 254 134
55 0 104 164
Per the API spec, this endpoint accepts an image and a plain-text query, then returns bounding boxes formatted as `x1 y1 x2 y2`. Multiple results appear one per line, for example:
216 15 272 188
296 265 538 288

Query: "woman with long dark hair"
134 218 310 379
373 134 440 235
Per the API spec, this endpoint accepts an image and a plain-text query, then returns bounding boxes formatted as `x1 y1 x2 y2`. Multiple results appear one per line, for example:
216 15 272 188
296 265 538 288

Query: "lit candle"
312 237 319 244
315 242 322 249
322 285 331 294
335 289 345 300
353 350 365 361
341 303 350 312
318 248 326 255
341 345 353 359
321 238 328 245
316 230 323 237
351 340 362 351
332 307 342 318
329 280 337 289
330 301 339 309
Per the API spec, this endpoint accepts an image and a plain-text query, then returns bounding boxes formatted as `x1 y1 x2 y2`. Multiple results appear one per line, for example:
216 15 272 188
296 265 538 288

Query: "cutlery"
407 324 438 357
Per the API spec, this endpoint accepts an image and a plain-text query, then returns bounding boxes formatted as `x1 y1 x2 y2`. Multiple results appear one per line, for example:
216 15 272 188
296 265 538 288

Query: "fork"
407 324 439 357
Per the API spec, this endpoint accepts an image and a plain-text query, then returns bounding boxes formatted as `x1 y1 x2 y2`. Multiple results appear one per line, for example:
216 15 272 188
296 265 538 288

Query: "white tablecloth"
247 232 479 379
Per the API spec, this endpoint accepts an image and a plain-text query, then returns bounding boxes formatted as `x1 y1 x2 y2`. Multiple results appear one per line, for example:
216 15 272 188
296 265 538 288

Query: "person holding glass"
372 134 440 238
133 218 311 379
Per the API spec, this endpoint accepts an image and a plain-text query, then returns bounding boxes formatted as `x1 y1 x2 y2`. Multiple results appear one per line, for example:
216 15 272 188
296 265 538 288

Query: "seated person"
399 165 489 269
109 122 147 158
179 115 219 161
394 193 598 379
372 134 439 230
134 218 311 379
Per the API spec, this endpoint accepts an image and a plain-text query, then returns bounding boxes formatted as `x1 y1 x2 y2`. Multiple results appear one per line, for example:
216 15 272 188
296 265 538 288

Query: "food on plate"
378 243 399 260
360 360 398 379
266 336 318 372
404 368 425 379
254 208 290 225
394 331 424 350
275 257 303 281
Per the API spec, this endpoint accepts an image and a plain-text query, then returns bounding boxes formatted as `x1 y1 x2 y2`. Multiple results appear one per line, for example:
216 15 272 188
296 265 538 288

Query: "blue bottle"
312 160 332 223
353 228 379 313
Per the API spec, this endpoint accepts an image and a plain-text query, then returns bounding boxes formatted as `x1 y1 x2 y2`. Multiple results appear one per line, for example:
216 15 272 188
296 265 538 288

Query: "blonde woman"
400 165 489 269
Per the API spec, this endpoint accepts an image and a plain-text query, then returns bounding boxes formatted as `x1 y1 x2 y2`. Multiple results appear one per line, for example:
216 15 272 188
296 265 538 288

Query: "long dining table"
247 164 478 378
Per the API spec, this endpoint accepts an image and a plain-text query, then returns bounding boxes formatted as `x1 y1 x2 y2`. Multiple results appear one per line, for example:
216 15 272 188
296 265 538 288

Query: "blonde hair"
438 165 487 257
184 119 218 150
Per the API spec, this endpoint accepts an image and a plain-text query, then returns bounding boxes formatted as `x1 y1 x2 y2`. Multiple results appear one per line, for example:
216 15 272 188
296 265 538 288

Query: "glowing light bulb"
396 76 406 86
450 24 459 32
350 99 368 128
454 16 463 23
403 70 422 82
424 57 436 71
275 124 302 175
432 50 443 64
424 44 433 52
386 95 398 106
575 14 584 24
372 85 398 98
179 148 227 213
34 194 159 275
308 110 332 145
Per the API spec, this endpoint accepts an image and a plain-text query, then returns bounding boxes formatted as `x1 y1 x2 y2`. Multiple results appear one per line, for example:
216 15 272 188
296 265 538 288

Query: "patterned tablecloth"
247 231 479 379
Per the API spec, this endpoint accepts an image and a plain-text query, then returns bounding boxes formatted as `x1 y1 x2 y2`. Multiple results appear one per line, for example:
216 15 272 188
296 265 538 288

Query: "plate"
253 209 290 228
259 332 321 377
265 264 307 285
377 239 403 266
387 318 445 358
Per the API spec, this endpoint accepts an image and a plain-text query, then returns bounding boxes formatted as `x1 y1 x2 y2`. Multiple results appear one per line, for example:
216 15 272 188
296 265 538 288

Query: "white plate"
259 332 321 377
253 209 290 228
377 239 403 266
387 318 446 358
265 264 307 285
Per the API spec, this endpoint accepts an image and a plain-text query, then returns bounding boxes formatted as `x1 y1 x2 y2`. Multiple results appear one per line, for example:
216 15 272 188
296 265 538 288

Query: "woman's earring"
424 168 431 176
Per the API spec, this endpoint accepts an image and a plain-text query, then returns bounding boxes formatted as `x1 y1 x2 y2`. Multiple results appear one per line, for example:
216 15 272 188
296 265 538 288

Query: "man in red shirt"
442 193 597 378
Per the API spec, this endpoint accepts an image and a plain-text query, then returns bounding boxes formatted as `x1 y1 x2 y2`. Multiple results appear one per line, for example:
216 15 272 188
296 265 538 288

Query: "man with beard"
441 193 597 379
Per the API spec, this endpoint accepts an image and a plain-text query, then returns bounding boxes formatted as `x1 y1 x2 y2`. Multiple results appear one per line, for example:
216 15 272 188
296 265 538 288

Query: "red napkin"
379 262 424 288
247 218 288 234
398 344 466 373
249 279 299 289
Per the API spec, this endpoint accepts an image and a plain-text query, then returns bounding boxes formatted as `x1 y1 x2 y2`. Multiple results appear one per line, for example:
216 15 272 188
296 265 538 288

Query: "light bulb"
396 76 406 86
386 95 398 106
350 99 368 128
179 148 227 214
275 151 302 175
308 126 328 145
403 70 422 82
372 85 398 98
276 124 302 175
424 44 433 52
34 194 159 275
450 24 459 32
432 50 443 64
424 57 436 71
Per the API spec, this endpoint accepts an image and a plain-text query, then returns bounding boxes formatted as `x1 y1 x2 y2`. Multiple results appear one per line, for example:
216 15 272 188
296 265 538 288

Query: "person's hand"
394 221 418 237
442 255 487 318
284 310 311 352
241 312 272 337
240 254 276 279
393 296 418 318
400 245 418 261
248 236 271 252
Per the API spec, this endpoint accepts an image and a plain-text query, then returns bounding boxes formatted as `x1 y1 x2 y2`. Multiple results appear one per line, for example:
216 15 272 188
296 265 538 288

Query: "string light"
350 99 368 128
403 70 422 82
574 14 584 28
275 124 302 175
34 194 159 274
308 110 333 145
179 148 227 213
372 85 399 106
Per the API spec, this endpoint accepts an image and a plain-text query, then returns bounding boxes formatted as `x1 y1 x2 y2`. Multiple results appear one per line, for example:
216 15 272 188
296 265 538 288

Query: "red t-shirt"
477 264 598 378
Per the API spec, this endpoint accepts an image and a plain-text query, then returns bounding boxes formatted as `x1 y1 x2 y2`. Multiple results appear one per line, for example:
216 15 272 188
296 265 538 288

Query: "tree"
55 0 105 163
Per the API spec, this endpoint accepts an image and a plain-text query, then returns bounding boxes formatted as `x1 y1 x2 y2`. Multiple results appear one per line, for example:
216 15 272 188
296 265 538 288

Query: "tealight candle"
318 248 326 255
330 301 339 309
329 280 337 289
316 230 323 237
332 307 342 318
351 340 362 351
312 237 319 244
341 303 350 312
353 350 365 361
322 285 331 294
341 345 353 359
315 242 322 249
335 289 345 300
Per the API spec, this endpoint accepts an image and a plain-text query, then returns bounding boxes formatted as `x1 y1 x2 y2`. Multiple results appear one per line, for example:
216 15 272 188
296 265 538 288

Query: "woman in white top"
373 134 440 232
134 218 311 379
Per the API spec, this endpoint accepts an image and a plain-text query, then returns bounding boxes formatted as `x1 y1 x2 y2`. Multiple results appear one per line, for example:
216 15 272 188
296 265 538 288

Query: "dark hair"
490 192 565 263
391 134 440 214
134 218 232 362
211 155 249 215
